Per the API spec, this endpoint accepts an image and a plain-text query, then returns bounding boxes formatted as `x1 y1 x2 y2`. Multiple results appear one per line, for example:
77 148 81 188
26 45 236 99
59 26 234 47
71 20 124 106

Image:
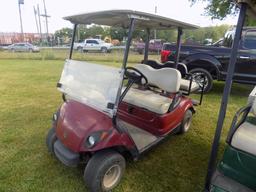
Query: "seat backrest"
164 61 188 77
251 99 256 116
142 59 188 77
134 64 181 93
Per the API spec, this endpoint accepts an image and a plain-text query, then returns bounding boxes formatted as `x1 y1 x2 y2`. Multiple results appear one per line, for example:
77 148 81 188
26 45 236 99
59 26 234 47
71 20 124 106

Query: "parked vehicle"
204 1 256 191
161 26 256 92
74 39 112 53
73 39 84 51
46 10 201 192
135 39 163 54
7 42 40 52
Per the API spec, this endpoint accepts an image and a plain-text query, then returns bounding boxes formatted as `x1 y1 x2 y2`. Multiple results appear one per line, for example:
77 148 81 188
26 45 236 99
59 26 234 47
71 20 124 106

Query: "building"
0 32 52 45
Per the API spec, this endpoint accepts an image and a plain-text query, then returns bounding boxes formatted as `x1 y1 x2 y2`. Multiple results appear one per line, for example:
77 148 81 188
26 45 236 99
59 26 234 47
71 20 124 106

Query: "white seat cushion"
231 121 256 156
123 87 172 114
134 64 181 93
180 79 200 92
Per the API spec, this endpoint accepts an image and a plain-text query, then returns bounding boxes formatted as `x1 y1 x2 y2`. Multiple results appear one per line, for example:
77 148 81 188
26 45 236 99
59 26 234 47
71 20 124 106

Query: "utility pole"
33 6 39 34
41 0 50 44
37 4 42 43
154 6 157 39
18 0 24 41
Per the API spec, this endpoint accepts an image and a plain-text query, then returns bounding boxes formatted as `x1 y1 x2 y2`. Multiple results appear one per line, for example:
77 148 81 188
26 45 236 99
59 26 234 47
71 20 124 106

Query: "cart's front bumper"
54 140 80 167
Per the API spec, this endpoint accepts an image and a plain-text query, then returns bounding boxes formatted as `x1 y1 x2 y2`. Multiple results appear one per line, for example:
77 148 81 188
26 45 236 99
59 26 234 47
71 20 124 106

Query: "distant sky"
0 0 238 33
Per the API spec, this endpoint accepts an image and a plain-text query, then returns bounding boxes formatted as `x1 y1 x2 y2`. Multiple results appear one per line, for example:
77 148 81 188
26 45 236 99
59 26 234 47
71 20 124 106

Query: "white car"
82 39 112 53
7 43 40 52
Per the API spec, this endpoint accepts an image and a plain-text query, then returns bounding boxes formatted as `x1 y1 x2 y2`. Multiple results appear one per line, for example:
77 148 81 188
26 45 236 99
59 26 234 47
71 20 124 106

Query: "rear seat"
123 64 181 114
143 60 200 93
124 88 173 114
231 100 256 156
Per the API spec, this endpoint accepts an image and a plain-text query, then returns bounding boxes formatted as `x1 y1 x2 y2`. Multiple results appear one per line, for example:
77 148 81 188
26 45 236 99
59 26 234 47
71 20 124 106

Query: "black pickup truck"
161 27 256 92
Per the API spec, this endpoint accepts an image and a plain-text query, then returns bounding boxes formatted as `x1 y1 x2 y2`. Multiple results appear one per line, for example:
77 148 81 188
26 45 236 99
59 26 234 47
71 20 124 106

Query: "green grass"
0 49 159 63
0 56 253 192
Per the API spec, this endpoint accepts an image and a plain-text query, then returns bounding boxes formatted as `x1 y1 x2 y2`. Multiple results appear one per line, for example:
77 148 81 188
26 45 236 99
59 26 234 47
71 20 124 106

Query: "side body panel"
117 96 194 136
218 146 256 190
55 100 135 153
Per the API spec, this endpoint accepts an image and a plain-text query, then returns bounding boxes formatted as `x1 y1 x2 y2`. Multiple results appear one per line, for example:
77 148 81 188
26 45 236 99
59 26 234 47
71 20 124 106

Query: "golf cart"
46 10 201 192
204 1 256 191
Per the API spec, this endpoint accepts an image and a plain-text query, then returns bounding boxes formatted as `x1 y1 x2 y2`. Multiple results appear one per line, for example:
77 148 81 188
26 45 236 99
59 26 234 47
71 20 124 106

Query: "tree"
189 0 238 20
54 27 73 44
54 27 73 38
190 0 256 25
109 27 127 41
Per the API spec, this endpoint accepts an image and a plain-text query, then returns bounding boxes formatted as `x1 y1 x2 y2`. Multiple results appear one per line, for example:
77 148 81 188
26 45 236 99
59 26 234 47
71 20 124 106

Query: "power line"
18 0 24 41
41 0 50 43
33 6 39 34
37 4 43 43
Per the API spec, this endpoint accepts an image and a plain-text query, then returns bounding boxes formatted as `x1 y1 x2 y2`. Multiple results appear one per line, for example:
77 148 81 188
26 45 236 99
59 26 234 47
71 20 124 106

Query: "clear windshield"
58 60 122 116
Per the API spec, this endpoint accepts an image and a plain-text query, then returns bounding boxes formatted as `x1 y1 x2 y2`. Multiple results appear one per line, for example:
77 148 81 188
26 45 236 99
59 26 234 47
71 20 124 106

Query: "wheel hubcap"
103 165 121 189
192 72 208 90
184 117 192 132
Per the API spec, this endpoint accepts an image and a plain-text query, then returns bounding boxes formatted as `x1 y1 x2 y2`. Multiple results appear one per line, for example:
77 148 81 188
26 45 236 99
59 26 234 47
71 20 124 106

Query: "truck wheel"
101 47 108 53
179 110 193 134
190 68 213 93
77 47 83 52
84 150 125 192
138 49 144 55
46 127 57 154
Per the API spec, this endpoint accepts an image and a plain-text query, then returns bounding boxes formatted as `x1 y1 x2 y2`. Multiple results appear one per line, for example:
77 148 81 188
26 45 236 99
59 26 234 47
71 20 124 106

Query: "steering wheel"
125 67 148 85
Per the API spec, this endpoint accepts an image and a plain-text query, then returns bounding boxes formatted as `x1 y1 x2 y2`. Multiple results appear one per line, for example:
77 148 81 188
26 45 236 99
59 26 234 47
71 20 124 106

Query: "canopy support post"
122 18 135 69
69 24 77 59
113 18 135 122
204 3 247 191
143 28 150 63
174 27 183 68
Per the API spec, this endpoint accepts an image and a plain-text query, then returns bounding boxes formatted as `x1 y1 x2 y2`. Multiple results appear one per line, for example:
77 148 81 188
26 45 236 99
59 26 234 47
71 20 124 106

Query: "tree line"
54 24 231 45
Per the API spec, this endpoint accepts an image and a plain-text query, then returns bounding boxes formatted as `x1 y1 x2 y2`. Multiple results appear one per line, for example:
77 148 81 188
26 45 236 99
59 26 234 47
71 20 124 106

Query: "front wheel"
46 127 57 154
101 47 108 53
190 68 213 93
84 150 125 192
77 47 83 52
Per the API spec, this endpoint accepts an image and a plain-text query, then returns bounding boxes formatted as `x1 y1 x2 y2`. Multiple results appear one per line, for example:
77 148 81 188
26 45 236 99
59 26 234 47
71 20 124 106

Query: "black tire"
101 47 108 53
46 127 57 154
179 110 193 134
138 49 144 55
84 150 125 192
189 68 213 93
77 46 83 52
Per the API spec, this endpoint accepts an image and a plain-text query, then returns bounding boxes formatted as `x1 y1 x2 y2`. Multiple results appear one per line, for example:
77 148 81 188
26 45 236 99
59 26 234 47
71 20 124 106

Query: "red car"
46 10 200 192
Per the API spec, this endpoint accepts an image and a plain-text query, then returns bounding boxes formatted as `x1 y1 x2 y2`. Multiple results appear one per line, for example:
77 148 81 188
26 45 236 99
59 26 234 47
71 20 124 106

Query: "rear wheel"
77 46 83 52
138 49 144 55
179 110 193 134
101 47 108 53
190 68 213 93
46 127 57 154
84 150 125 192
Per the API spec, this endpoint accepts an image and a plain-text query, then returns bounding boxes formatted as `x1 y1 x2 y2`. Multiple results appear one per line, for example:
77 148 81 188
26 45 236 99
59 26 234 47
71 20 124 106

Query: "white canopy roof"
64 10 199 30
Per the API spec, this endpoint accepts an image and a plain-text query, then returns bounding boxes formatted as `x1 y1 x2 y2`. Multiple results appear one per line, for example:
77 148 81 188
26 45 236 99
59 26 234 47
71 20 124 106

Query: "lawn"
0 54 253 192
